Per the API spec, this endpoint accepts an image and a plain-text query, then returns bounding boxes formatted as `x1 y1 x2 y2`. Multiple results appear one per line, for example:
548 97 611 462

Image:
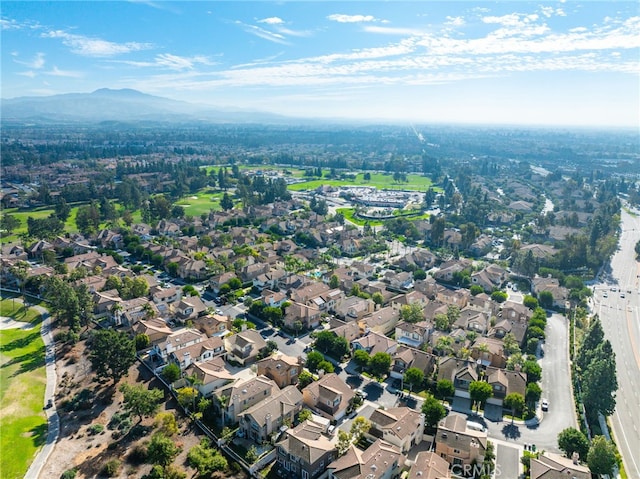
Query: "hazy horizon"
2 1 639 128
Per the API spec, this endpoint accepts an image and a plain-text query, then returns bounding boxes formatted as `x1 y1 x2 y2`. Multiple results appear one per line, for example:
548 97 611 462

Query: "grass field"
0 201 143 245
288 172 436 192
0 298 46 479
175 190 223 217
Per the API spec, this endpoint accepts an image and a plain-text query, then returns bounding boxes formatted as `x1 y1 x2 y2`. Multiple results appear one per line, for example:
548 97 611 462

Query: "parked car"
541 399 549 411
355 389 368 399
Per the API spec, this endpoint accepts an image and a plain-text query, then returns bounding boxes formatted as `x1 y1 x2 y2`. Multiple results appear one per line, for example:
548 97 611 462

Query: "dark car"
392 378 402 389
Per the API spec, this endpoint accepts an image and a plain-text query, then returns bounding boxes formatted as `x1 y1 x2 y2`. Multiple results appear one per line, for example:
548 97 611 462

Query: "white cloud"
42 30 152 56
363 25 425 36
276 26 312 38
46 66 83 78
14 52 46 69
155 53 213 70
237 21 290 45
446 16 465 26
327 14 378 23
258 17 284 25
17 70 37 78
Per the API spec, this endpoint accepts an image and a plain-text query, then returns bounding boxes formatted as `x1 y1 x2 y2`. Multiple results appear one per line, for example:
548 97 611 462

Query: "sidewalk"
24 302 59 479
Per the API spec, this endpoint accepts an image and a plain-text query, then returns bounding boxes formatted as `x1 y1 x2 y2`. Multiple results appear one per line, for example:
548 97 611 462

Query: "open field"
0 202 142 245
0 298 46 479
288 172 436 191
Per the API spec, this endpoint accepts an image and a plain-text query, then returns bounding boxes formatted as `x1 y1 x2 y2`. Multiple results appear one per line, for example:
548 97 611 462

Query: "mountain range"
1 88 293 125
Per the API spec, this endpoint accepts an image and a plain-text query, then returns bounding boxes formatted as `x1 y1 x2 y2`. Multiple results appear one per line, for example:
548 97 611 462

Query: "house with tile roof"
302 373 355 422
256 352 301 388
530 452 590 479
275 419 336 479
327 439 405 479
366 406 424 453
239 385 303 443
215 375 278 425
435 413 487 468
224 330 268 365
408 451 451 479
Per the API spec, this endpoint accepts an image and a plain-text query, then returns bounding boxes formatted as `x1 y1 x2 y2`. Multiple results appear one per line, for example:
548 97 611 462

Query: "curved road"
24 301 59 479
592 206 640 479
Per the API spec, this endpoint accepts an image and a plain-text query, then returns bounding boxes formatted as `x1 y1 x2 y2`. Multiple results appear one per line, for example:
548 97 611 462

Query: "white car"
541 399 549 411
355 389 368 399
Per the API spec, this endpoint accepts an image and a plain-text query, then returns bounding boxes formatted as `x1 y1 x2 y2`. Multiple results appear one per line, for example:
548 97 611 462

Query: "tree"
436 379 455 400
469 381 493 412
422 394 447 429
305 351 324 372
297 408 313 423
576 317 605 372
0 214 21 235
587 435 617 477
523 295 539 310
490 291 508 303
403 368 424 392
317 360 335 374
525 382 542 407
350 416 371 442
503 393 525 422
119 383 164 425
297 370 314 390
523 360 542 383
162 363 181 383
369 352 392 378
220 192 233 211
187 439 228 476
372 292 384 306
582 356 617 416
400 303 424 323
353 349 370 369
147 433 181 467
502 332 521 357
557 427 589 460
538 290 554 309
329 274 340 289
337 430 352 456
89 329 136 385
155 411 178 436
135 333 150 351
470 285 484 296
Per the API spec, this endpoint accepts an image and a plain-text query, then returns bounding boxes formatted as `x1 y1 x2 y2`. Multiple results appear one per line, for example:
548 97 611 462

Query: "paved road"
22 302 59 479
592 206 640 479
480 312 574 453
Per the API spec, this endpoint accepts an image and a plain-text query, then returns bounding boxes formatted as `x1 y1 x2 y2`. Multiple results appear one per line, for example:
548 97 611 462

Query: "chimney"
266 413 272 434
572 452 579 465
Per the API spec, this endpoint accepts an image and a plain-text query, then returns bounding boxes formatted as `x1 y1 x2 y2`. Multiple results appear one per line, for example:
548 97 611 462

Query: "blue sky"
2 1 639 127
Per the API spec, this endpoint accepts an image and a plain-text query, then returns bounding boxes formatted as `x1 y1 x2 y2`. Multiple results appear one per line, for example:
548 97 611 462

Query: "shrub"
102 459 121 477
60 468 78 479
87 423 104 435
127 444 148 464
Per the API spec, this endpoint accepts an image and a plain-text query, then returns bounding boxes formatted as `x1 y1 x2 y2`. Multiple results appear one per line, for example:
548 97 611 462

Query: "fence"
137 354 264 477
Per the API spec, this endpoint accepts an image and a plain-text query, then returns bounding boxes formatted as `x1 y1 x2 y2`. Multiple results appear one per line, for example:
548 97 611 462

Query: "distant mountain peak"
91 88 148 98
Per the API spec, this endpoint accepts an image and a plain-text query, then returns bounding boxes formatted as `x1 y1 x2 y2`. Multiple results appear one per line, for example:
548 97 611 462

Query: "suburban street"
480 312 575 452
592 206 640 479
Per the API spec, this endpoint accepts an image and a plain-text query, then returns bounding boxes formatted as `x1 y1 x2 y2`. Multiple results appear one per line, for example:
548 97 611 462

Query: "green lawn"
288 172 437 191
175 191 223 216
0 299 46 479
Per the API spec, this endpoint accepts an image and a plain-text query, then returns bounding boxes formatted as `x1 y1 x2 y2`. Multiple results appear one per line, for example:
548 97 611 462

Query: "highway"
592 206 640 479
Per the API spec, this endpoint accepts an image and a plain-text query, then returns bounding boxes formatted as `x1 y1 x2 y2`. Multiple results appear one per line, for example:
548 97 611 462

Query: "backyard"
0 298 46 479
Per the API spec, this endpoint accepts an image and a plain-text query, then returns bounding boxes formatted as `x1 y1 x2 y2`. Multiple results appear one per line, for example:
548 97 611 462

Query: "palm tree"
110 302 123 326
217 394 229 428
142 302 156 319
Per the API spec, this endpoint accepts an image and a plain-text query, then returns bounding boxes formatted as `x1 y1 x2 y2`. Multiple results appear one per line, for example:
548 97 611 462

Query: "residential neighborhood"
1 121 636 479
